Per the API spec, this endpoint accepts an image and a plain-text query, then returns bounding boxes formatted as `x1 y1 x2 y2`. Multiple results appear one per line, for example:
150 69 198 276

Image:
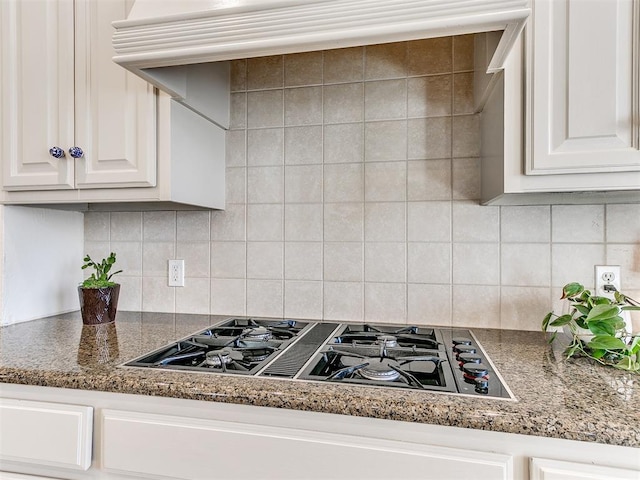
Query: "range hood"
112 0 530 108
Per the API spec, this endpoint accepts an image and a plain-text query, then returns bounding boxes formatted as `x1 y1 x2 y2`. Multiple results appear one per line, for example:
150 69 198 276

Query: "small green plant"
542 282 640 372
81 252 122 288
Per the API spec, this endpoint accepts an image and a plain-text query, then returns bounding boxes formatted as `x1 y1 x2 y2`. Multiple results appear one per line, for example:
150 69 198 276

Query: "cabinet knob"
69 146 84 158
49 146 65 158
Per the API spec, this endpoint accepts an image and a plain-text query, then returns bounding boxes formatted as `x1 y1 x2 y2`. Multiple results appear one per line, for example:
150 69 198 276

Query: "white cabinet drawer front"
530 457 640 480
0 399 92 471
102 410 513 480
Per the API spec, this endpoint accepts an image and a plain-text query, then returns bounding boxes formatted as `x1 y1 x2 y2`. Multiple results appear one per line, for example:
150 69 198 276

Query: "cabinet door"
530 457 639 480
0 0 75 190
73 0 156 189
102 410 513 480
528 0 640 175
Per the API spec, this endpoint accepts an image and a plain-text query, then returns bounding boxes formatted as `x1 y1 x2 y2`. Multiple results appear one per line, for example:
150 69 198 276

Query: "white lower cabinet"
0 399 93 471
530 457 640 480
101 410 512 480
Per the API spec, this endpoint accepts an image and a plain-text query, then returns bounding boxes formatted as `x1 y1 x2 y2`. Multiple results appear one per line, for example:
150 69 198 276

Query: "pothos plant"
81 252 122 289
542 282 640 372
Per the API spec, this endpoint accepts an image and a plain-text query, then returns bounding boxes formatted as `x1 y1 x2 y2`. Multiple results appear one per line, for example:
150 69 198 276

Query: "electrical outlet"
168 259 185 287
594 265 621 300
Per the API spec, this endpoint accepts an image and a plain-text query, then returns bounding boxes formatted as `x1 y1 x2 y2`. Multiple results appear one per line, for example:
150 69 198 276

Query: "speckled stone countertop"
1 312 638 447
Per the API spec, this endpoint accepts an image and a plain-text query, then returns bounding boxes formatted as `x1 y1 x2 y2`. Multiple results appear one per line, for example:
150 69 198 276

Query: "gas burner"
375 335 398 348
242 326 272 342
358 358 401 381
204 348 239 367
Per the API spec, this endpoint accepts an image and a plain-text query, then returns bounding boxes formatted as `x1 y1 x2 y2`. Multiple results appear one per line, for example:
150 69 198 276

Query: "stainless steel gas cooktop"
123 317 514 400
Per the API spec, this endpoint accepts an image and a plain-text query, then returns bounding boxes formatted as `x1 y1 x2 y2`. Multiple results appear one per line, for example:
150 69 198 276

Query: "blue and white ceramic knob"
49 146 65 158
69 146 84 158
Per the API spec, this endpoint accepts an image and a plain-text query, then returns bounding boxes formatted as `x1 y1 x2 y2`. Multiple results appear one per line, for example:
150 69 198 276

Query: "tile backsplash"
84 37 640 331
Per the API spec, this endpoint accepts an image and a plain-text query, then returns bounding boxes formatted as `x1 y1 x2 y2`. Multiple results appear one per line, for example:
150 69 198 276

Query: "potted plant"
78 252 122 325
542 282 640 372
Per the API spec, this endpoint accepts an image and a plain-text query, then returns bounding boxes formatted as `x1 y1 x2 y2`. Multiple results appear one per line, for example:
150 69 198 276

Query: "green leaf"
587 320 617 336
549 314 573 327
621 305 640 311
589 349 606 359
562 282 583 299
615 357 640 372
542 312 553 331
574 304 590 316
585 304 619 322
587 335 627 351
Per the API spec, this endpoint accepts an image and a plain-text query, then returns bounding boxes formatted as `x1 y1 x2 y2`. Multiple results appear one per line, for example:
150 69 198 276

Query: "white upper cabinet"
1 0 156 192
527 0 639 175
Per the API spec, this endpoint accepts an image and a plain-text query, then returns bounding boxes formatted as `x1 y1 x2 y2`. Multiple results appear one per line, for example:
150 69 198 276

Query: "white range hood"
112 0 530 106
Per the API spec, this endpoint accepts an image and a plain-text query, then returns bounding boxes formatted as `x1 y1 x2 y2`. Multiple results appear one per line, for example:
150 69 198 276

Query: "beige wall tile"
324 83 364 124
285 242 323 280
551 243 605 288
365 202 406 242
110 241 142 277
211 278 245 315
552 205 605 243
407 37 452 76
452 114 480 158
453 35 474 72
142 277 175 313
84 212 110 241
501 206 550 243
324 47 364 84
407 159 452 201
285 86 323 126
230 92 247 129
452 285 500 328
364 120 407 161
324 203 364 242
365 79 407 121
500 286 551 331
324 164 364 203
116 276 142 312
365 242 406 282
606 204 640 242
324 242 363 282
452 243 500 285
247 242 283 279
452 202 500 242
453 72 474 114
407 75 452 118
211 242 246 279
247 128 283 166
324 123 364 163
408 242 451 284
285 204 323 241
143 212 176 242
408 117 451 160
606 244 640 289
452 157 480 201
365 162 406 202
142 242 174 277
177 242 211 278
408 284 451 326
111 212 142 242
365 283 406 323
247 166 284 204
177 211 210 242
285 126 323 165
285 165 323 203
230 59 247 92
284 51 323 87
226 130 246 167
246 279 283 317
284 280 323 319
501 243 551 287
324 281 363 321
175 278 210 314
247 204 283 241
365 42 406 80
247 90 283 128
407 202 451 242
225 167 246 204
247 55 283 89
211 205 246 242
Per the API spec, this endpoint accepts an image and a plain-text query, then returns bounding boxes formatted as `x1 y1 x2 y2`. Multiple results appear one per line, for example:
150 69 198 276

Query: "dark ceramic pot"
78 284 120 325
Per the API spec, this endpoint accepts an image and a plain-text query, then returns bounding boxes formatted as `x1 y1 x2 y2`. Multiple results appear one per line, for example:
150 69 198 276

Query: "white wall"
2 206 84 325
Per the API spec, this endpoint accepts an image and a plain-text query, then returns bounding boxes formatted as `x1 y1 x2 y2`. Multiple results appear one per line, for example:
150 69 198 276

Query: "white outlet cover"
594 265 621 299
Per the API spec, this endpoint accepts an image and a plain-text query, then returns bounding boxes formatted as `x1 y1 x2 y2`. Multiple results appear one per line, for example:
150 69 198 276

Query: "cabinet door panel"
0 0 75 190
103 410 513 480
528 0 640 174
74 0 156 189
530 457 639 480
